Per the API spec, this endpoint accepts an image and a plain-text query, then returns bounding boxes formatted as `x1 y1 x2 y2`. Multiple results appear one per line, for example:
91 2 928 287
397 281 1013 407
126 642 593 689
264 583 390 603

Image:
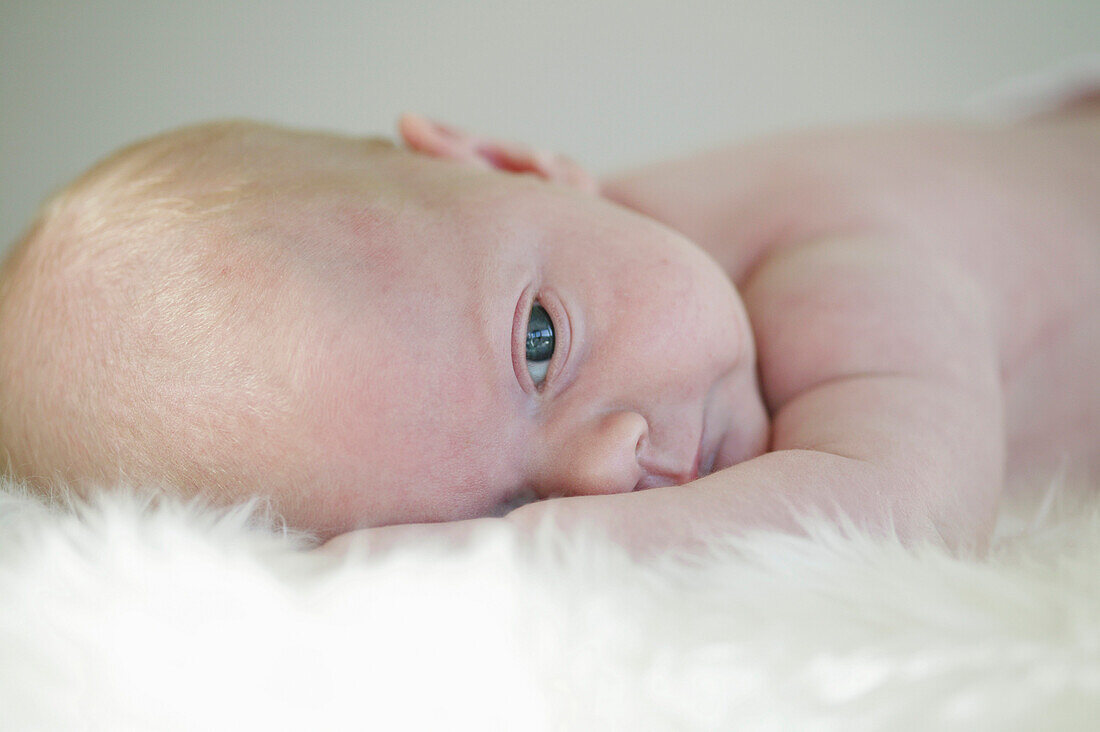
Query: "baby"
1 98 1097 553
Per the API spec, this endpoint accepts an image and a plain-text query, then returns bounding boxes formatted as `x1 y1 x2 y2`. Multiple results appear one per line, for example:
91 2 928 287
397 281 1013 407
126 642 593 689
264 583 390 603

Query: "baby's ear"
398 113 598 194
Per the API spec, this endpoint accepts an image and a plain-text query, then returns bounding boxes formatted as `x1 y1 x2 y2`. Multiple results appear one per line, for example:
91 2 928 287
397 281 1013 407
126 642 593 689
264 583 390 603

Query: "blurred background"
2 0 1097 253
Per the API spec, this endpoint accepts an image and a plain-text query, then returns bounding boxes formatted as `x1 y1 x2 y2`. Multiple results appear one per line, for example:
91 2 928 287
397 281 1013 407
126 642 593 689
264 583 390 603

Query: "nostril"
563 411 650 496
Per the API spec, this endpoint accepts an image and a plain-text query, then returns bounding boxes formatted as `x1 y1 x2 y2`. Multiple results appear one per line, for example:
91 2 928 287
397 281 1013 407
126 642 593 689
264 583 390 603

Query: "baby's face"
206 128 768 534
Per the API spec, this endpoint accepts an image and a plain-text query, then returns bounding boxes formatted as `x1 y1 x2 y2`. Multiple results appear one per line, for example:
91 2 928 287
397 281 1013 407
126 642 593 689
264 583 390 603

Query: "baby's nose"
535 411 647 498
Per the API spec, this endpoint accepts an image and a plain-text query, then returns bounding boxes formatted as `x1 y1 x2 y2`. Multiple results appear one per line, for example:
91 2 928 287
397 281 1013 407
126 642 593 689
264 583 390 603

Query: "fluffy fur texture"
1 478 1098 731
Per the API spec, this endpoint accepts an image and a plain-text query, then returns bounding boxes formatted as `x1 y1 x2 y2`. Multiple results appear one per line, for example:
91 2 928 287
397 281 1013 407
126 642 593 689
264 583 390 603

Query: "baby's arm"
743 236 1002 545
509 234 1004 553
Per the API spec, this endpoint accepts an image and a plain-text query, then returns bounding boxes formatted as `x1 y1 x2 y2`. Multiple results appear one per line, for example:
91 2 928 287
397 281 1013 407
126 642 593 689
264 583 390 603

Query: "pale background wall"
2 0 1097 253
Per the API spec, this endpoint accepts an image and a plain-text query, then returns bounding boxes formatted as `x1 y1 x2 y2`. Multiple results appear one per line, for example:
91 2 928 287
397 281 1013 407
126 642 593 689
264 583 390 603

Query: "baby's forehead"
267 196 504 325
168 124 596 325
247 160 518 278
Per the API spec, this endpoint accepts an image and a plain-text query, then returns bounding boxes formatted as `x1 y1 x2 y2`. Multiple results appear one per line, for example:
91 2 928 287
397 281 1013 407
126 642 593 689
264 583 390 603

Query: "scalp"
0 121 315 499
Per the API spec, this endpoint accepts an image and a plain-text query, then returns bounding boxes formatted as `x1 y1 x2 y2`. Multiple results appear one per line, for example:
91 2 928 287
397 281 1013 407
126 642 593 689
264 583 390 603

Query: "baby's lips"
633 473 680 492
634 450 702 491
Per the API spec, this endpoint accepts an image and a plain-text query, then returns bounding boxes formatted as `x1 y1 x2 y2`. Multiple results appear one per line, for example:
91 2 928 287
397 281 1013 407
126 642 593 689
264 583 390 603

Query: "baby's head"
0 119 768 537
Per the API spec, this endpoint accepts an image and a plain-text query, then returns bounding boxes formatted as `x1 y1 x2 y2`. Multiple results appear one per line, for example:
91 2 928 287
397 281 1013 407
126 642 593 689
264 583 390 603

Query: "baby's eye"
525 303 555 386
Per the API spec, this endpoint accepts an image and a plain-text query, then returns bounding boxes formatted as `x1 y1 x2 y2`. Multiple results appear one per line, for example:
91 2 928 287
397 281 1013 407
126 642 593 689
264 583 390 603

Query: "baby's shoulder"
752 120 1098 299
742 234 995 411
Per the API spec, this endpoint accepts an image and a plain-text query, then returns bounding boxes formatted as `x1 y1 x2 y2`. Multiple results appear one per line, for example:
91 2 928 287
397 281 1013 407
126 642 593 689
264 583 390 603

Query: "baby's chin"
714 370 771 474
715 416 770 474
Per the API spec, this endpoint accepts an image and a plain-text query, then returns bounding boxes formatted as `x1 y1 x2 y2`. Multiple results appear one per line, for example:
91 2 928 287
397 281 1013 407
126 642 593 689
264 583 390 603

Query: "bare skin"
588 103 1100 551
0 120 769 537
3 105 1097 554
338 105 1100 555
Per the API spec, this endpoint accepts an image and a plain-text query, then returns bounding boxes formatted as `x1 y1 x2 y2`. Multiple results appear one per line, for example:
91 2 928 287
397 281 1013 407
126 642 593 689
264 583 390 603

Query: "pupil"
525 304 554 362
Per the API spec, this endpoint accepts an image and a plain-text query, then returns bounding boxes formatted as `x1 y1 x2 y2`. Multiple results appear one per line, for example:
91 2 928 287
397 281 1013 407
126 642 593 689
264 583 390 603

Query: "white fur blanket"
1 479 1098 731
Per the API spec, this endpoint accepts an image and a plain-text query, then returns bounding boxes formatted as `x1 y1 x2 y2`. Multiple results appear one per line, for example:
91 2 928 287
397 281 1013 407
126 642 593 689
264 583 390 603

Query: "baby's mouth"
633 461 695 491
633 437 708 492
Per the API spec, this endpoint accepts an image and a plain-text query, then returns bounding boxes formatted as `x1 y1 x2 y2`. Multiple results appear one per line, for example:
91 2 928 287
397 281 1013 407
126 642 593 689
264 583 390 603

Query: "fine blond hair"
0 122 312 500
